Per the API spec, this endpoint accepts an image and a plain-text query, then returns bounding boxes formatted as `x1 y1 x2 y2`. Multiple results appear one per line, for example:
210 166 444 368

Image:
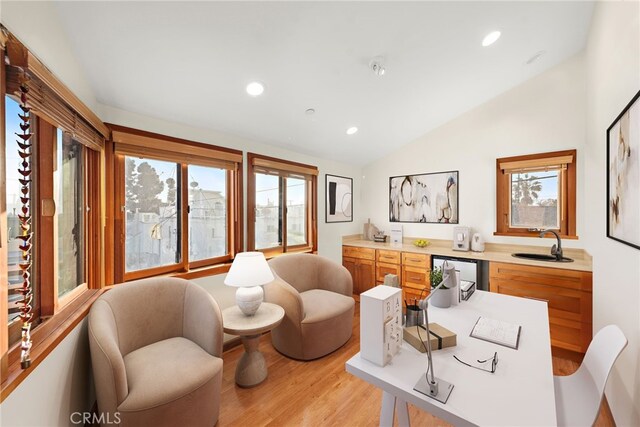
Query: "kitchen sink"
512 253 574 263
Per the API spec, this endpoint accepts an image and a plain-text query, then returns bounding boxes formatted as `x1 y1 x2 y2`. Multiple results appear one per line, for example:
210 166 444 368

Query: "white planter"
430 288 452 308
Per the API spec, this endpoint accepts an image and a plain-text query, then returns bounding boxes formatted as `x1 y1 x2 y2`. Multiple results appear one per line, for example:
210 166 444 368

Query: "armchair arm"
183 283 224 358
317 261 353 297
264 276 304 323
88 300 128 416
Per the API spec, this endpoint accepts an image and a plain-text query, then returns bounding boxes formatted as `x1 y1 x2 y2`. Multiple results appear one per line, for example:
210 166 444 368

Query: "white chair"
554 325 627 427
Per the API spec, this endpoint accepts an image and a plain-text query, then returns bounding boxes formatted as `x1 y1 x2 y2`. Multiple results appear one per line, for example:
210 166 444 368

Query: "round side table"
222 302 285 388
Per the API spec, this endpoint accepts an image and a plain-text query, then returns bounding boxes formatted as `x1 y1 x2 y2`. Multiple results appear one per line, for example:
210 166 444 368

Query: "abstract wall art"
389 171 458 223
326 174 353 223
607 89 640 250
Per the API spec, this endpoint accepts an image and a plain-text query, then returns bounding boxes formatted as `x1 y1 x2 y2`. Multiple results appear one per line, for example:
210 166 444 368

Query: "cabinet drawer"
402 265 430 291
402 252 430 268
490 262 592 292
342 246 375 260
490 278 590 324
377 250 401 264
376 262 401 284
403 288 428 307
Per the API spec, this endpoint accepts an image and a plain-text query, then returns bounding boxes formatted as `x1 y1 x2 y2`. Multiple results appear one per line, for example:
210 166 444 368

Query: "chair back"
99 277 192 356
580 324 627 399
269 253 320 293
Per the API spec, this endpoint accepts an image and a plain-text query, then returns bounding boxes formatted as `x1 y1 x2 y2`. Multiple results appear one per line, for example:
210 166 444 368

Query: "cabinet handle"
410 276 422 281
409 258 422 262
382 255 395 259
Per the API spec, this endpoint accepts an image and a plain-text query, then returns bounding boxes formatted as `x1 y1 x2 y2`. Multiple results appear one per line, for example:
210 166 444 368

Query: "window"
496 150 577 238
111 125 242 282
248 153 317 256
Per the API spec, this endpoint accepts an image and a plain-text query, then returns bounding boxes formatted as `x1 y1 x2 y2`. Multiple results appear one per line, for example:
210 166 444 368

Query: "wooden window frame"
1 27 105 400
247 152 318 257
109 125 243 283
495 149 577 239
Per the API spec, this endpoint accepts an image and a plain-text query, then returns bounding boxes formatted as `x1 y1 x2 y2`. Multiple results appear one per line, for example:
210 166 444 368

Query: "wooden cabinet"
401 252 431 303
490 262 592 353
342 245 432 304
342 246 376 296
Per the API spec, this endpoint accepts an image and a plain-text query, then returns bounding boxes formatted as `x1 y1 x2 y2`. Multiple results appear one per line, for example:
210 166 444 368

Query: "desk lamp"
224 252 274 316
414 261 456 403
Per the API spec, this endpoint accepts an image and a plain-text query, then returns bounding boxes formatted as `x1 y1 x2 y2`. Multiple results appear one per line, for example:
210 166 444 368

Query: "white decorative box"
360 285 403 367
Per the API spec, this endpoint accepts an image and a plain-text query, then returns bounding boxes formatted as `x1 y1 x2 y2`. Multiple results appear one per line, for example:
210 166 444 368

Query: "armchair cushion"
120 337 222 412
300 290 354 324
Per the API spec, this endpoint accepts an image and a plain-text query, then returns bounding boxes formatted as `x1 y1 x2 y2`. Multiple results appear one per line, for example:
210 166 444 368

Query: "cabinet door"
489 262 592 353
342 257 358 294
357 259 376 294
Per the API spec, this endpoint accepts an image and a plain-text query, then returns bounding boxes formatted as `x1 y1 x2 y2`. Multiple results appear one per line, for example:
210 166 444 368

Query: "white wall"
1 1 100 113
361 54 587 249
584 2 640 425
0 320 94 427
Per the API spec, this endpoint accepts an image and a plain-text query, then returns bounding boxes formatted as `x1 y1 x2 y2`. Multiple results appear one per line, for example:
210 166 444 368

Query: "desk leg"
396 399 410 427
380 392 395 427
380 392 411 427
235 334 267 388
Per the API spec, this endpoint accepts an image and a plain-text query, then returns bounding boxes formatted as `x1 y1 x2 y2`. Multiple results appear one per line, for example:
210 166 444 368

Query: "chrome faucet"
539 229 563 261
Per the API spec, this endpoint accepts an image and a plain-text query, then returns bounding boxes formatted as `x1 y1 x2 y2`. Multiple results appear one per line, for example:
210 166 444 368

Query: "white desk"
346 291 556 426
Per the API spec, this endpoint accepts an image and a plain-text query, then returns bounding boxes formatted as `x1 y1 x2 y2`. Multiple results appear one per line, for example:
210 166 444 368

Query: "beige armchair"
88 277 223 427
265 253 355 360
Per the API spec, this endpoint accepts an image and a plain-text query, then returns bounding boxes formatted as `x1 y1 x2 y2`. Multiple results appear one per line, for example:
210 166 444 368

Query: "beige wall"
361 54 587 249
584 2 640 425
0 320 94 427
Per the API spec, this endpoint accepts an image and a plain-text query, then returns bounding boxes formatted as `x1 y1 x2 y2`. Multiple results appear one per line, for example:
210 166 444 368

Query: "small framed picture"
325 174 353 223
607 89 640 250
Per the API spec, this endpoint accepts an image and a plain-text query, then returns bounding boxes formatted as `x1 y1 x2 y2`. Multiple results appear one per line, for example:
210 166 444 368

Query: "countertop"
342 236 592 272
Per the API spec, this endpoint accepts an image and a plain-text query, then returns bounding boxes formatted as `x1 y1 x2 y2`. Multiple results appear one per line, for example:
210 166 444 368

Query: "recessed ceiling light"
346 127 358 135
482 31 501 47
246 81 265 96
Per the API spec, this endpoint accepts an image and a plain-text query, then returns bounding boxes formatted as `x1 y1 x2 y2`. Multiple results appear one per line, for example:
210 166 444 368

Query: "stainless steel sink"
512 253 573 263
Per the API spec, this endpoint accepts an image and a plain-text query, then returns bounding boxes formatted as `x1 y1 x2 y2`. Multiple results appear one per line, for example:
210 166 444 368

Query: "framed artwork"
389 170 458 223
325 174 353 223
607 89 640 250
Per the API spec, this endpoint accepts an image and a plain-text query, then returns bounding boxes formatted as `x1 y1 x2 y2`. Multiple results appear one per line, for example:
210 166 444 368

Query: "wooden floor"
219 304 615 427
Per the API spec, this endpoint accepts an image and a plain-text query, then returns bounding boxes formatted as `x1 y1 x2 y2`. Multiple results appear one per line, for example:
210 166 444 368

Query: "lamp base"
413 375 454 404
236 286 263 316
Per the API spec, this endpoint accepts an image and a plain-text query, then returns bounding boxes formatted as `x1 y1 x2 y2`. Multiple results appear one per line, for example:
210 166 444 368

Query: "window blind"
499 154 573 174
112 130 242 170
5 66 104 152
251 156 318 179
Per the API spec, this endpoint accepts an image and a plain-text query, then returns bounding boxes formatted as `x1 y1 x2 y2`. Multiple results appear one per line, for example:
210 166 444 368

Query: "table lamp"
224 252 274 316
414 261 456 403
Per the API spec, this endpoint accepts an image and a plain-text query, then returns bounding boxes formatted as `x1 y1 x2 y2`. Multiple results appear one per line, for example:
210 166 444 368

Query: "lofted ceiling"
52 1 594 165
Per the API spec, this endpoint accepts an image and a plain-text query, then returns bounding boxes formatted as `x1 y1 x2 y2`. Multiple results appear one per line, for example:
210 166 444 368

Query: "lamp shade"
224 252 274 287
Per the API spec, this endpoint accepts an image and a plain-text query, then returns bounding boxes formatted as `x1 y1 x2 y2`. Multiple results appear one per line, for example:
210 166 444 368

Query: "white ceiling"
53 1 594 166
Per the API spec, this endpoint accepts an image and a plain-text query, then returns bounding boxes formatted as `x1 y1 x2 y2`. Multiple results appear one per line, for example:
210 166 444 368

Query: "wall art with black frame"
325 174 353 223
607 89 640 250
389 170 458 223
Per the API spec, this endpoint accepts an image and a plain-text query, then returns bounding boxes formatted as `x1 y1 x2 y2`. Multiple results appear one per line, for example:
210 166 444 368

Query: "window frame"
247 152 318 257
109 125 243 283
495 149 577 239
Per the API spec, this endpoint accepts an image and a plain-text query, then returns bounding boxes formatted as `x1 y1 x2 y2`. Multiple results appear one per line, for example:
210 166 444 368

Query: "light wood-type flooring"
219 303 614 426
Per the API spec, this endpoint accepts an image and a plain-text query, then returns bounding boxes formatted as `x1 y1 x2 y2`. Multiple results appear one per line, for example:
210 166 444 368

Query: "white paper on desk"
470 317 521 349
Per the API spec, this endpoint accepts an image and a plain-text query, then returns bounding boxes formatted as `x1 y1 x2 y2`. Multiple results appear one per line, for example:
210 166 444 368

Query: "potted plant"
429 266 452 308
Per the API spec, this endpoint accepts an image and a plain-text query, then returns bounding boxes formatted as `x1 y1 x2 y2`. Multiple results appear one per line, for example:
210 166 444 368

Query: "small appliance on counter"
471 233 485 252
390 225 403 246
452 226 471 251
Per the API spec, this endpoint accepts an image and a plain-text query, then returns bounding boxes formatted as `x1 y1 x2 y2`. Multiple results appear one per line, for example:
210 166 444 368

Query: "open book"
470 317 521 349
